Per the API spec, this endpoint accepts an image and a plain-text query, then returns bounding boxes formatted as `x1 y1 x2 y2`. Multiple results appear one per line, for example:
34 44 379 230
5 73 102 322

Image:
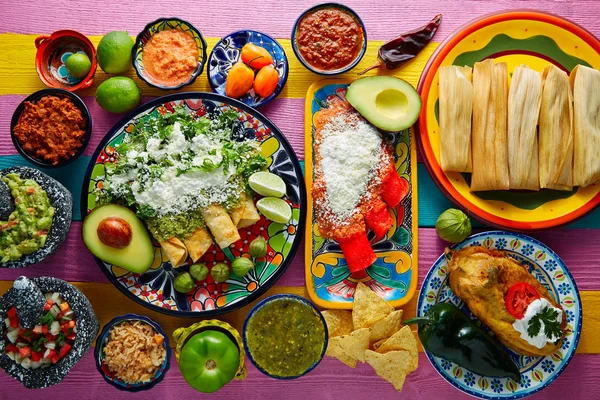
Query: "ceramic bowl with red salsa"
292 3 367 75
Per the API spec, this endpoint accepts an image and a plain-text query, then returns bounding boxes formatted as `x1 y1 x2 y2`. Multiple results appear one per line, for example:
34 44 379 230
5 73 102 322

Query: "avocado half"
346 76 422 131
82 204 154 274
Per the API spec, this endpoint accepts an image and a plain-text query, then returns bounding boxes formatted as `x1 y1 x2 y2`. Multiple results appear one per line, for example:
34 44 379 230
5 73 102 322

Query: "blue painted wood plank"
1 154 599 228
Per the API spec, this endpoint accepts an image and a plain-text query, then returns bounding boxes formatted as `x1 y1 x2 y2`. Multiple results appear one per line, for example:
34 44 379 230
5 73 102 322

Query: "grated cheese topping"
317 112 383 223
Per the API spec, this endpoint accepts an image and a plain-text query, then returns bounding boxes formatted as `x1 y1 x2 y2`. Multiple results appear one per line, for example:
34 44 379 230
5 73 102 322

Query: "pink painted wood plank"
4 0 600 41
0 95 305 159
0 352 598 400
3 226 600 291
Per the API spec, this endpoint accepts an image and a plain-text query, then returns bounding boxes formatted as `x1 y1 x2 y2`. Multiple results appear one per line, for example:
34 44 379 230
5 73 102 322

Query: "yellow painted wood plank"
0 281 594 354
0 33 437 97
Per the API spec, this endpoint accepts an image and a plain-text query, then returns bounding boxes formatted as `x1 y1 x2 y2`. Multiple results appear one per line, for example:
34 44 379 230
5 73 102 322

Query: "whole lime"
65 53 92 79
95 77 141 113
97 31 134 74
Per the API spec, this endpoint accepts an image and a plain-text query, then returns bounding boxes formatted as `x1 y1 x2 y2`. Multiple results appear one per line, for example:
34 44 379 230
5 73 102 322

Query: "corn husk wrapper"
439 65 474 173
507 65 542 190
471 60 510 191
539 64 574 190
570 64 600 187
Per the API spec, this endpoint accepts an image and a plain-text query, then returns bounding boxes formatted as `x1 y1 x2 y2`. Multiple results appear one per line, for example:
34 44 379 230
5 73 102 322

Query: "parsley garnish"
527 306 562 339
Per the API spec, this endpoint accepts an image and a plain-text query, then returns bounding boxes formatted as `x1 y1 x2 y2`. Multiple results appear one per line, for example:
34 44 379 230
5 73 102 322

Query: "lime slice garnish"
257 197 292 224
249 172 286 198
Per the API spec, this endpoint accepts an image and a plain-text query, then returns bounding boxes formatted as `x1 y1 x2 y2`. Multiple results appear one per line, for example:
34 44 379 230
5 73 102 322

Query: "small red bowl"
35 30 97 92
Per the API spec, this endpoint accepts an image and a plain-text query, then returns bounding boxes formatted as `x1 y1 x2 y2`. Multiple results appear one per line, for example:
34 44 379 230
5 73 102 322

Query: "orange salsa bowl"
132 17 208 90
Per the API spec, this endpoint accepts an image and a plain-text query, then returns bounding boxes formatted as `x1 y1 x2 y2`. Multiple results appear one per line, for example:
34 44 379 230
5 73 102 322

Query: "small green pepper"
190 263 209 281
248 236 267 258
231 257 254 277
211 263 230 283
179 330 240 393
174 272 195 293
405 303 520 381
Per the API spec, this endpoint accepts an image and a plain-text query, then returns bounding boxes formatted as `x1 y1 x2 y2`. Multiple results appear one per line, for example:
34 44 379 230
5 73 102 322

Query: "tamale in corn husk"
439 65 473 173
570 64 600 187
507 65 542 190
539 64 573 190
470 59 510 191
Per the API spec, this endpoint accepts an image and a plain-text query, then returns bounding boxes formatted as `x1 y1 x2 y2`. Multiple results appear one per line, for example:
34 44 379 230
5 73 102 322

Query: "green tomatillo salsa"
0 174 54 262
245 297 326 378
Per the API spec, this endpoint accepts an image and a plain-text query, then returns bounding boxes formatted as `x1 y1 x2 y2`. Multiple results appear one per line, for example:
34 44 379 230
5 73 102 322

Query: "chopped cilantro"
527 306 562 339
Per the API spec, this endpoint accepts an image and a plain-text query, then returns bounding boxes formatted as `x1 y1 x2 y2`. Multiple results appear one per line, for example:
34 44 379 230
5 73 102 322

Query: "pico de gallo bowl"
0 276 99 389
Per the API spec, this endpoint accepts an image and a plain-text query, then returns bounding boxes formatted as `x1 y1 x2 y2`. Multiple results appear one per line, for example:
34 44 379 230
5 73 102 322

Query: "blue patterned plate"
208 30 288 108
418 231 582 399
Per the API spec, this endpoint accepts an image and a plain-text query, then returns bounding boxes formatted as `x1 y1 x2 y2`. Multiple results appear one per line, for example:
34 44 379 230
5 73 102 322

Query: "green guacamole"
0 174 54 263
245 297 326 377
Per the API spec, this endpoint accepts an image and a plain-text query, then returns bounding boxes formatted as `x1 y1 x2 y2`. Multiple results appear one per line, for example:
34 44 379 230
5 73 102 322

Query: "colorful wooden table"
2 1 600 398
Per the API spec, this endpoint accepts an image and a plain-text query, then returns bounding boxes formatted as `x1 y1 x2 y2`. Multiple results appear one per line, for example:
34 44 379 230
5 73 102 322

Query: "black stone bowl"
0 166 72 268
0 277 99 389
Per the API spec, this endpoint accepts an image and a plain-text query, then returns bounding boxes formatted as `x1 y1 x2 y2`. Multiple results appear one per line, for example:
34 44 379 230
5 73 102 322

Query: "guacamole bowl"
0 276 99 389
243 294 328 379
0 167 72 269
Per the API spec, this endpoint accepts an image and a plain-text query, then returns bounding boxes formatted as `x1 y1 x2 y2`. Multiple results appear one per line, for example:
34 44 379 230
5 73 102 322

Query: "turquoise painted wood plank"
0 155 600 229
2 155 600 228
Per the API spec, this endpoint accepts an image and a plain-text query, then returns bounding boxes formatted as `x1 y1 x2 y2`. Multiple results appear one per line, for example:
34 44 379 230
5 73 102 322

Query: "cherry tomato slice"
505 282 540 319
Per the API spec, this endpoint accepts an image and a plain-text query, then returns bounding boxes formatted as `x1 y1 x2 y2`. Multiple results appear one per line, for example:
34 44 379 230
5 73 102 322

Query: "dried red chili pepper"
359 14 442 75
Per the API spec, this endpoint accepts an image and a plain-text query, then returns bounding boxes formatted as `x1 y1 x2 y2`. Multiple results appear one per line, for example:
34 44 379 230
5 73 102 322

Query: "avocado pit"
97 217 132 248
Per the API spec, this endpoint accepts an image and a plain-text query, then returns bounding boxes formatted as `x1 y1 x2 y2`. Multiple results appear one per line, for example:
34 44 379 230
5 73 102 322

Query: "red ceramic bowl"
35 30 97 91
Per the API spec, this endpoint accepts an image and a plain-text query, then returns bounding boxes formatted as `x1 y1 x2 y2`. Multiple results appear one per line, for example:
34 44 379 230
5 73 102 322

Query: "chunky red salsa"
296 7 364 71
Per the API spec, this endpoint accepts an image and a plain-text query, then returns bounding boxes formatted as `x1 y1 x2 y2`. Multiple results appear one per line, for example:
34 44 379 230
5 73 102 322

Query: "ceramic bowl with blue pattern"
132 17 207 90
208 30 288 108
94 314 171 392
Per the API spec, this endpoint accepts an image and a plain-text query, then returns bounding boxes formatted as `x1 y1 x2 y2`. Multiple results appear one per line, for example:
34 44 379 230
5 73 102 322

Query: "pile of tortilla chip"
322 282 418 391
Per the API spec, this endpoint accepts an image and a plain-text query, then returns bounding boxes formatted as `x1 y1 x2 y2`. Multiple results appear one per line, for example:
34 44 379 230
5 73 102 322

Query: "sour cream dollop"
512 298 563 349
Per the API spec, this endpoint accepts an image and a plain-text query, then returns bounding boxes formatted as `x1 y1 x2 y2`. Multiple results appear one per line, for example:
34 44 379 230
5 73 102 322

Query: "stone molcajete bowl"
0 276 99 389
0 166 72 268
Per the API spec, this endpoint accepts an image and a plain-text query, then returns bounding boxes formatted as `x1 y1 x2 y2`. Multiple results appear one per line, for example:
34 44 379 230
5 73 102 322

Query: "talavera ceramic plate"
418 231 582 399
304 80 418 310
416 11 600 231
82 92 305 317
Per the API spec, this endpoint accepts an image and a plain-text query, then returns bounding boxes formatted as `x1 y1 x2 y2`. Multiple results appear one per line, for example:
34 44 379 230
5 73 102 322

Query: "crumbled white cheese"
318 113 383 222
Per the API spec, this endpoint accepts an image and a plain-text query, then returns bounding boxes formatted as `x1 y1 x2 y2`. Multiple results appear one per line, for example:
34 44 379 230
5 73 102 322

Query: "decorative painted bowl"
416 10 600 231
82 92 306 317
10 88 92 168
34 30 97 91
0 166 72 268
172 319 246 381
94 314 171 392
0 276 99 389
304 81 418 309
132 17 207 90
291 3 367 75
208 30 288 108
242 294 328 379
418 231 582 399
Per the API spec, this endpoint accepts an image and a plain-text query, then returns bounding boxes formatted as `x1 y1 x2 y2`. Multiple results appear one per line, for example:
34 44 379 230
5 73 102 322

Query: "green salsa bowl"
243 294 328 379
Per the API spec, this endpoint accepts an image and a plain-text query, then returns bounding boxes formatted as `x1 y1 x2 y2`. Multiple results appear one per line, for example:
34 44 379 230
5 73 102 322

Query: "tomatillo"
179 330 240 393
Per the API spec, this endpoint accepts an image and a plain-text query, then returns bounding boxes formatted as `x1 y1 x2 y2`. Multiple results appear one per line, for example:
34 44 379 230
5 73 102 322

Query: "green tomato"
179 330 240 393
190 263 209 281
174 272 194 293
231 257 254 277
211 263 230 283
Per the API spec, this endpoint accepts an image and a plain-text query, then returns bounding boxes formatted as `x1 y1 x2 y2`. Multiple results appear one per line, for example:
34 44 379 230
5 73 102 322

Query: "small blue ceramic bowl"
94 314 171 392
208 30 288 108
132 17 208 90
291 3 367 75
243 294 328 379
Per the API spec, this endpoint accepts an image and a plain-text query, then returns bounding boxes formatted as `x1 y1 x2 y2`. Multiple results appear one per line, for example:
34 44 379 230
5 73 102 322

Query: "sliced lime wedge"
249 171 286 198
256 197 292 224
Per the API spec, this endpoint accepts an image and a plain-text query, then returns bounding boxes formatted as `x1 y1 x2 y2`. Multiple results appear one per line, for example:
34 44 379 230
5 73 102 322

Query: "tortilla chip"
373 338 387 352
365 350 418 392
369 310 403 344
322 310 353 337
352 282 395 329
375 326 418 359
326 328 370 368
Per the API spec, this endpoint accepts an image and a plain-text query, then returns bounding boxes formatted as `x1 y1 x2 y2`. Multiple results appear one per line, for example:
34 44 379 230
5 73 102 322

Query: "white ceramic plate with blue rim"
207 30 288 108
417 231 582 399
